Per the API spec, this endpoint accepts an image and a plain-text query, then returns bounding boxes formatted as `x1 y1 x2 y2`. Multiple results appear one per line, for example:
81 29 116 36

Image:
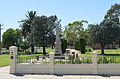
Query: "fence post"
92 51 98 75
9 46 17 74
49 52 55 75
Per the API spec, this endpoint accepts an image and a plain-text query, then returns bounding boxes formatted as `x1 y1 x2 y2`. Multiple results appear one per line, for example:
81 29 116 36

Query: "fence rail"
16 55 49 64
54 56 92 64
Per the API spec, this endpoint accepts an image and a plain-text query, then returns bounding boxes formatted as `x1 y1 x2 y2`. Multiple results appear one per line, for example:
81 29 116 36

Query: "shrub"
74 40 80 50
75 58 82 64
61 39 68 54
80 39 86 54
98 56 109 64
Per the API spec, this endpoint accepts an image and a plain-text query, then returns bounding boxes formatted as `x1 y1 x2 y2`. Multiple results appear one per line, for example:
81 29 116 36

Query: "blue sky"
0 0 119 35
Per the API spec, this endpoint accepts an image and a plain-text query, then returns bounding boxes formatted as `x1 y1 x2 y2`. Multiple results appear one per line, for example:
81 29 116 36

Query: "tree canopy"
20 10 37 53
2 28 22 49
89 19 120 54
33 15 57 55
63 20 88 47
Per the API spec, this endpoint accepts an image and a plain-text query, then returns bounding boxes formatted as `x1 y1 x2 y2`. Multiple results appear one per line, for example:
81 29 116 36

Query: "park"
0 1 120 79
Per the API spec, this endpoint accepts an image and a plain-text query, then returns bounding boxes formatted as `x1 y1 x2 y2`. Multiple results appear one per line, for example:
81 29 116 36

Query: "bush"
61 39 68 54
80 39 86 54
74 39 86 54
74 40 80 50
98 56 109 64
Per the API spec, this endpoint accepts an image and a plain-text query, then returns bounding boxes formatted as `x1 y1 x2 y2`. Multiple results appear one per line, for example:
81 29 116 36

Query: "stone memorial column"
54 20 62 55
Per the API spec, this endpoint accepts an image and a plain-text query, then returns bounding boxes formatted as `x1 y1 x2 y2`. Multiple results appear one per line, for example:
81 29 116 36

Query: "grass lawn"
0 48 55 67
0 48 120 67
80 48 120 57
0 54 10 67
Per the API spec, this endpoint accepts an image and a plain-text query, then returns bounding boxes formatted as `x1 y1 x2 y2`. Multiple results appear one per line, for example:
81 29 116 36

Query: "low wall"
98 64 120 75
9 46 120 75
16 64 49 74
55 64 93 75
15 64 120 75
15 64 93 74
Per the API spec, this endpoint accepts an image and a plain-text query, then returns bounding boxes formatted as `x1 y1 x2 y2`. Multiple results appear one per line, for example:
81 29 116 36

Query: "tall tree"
14 29 23 50
63 20 88 48
89 19 120 54
105 3 120 20
33 15 57 55
2 28 15 49
2 28 22 49
105 3 120 47
20 10 37 53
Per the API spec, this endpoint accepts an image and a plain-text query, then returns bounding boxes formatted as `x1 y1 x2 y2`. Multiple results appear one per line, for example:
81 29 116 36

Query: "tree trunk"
43 44 46 55
119 43 120 48
51 43 54 49
18 47 20 52
101 43 105 55
31 45 34 53
119 41 120 48
25 49 26 55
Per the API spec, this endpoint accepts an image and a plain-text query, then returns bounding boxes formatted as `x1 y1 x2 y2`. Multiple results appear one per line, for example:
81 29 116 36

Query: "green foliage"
20 10 37 36
14 29 23 47
19 41 30 53
61 39 68 54
74 40 80 50
98 57 108 64
2 28 15 49
80 39 86 54
88 19 120 54
74 39 86 54
105 3 120 21
2 28 22 49
88 4 120 54
63 20 88 47
20 10 37 53
33 15 57 55
104 3 120 48
97 56 120 64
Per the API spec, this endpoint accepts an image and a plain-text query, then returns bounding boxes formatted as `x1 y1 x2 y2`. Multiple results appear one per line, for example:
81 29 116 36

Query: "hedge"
61 39 68 54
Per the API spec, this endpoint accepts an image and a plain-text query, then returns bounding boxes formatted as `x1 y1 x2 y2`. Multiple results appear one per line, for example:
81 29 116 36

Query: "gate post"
49 52 55 75
92 51 98 75
9 46 17 74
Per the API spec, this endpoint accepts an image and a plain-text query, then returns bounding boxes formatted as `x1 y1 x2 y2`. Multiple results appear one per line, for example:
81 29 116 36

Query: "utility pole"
0 24 3 55
0 24 1 55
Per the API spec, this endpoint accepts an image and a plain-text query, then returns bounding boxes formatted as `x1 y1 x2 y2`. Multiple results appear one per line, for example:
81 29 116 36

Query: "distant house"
1 48 7 54
93 43 116 49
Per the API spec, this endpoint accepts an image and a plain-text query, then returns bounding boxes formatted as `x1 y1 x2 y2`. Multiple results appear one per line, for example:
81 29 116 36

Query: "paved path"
0 66 120 79
0 66 10 73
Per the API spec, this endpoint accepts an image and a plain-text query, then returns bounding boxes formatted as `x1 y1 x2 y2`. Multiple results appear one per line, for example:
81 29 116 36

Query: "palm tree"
20 10 37 53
